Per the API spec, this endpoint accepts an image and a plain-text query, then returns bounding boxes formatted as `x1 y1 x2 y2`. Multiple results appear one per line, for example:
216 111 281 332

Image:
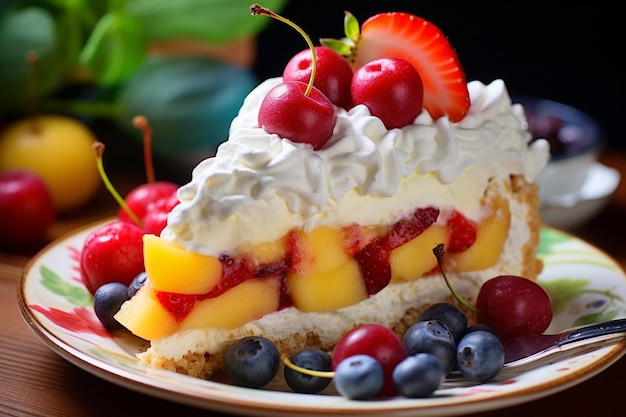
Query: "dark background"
254 1 624 150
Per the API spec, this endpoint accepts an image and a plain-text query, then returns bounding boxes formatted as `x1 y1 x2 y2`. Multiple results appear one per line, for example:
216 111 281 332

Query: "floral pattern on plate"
18 222 626 417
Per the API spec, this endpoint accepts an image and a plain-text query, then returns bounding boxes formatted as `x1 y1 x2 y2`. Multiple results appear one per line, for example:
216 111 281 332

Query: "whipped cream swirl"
162 78 549 256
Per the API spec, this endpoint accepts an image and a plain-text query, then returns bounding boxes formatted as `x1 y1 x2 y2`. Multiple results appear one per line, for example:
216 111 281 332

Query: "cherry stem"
433 243 480 314
281 354 335 379
132 115 156 184
93 141 143 227
250 3 316 97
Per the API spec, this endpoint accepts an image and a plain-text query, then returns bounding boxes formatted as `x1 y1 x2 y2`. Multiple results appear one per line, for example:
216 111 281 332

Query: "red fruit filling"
154 206 477 322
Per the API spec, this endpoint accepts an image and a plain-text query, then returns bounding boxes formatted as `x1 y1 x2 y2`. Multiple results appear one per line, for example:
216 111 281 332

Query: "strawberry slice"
354 207 440 294
323 12 470 122
446 210 477 252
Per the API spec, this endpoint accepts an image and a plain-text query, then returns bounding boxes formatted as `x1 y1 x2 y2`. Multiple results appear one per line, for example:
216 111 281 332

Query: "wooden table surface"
2 149 626 417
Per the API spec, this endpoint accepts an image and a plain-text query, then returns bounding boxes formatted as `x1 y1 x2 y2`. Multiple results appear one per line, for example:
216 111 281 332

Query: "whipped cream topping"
161 78 549 256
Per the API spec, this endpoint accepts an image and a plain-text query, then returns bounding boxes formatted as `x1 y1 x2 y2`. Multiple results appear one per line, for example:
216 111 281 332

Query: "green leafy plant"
0 0 288 156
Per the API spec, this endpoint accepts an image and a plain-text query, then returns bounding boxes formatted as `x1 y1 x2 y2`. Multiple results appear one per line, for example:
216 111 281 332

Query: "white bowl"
540 162 620 229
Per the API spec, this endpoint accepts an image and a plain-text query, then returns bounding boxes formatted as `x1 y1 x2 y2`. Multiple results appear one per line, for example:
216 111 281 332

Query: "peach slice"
250 235 287 265
290 226 351 275
179 277 280 330
143 234 222 294
390 224 450 281
447 196 511 272
287 259 367 312
114 284 178 340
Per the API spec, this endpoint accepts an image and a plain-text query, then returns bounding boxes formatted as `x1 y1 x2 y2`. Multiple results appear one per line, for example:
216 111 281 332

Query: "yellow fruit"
390 224 450 281
114 284 178 340
0 115 101 212
287 259 367 312
291 226 350 275
448 197 511 271
179 277 280 330
143 234 222 294
251 235 287 265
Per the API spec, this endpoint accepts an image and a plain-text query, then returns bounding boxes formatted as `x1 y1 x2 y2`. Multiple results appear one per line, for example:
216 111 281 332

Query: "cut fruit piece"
289 226 352 275
447 197 511 271
251 235 287 265
114 284 178 340
390 224 450 281
143 234 222 294
179 277 280 330
287 259 367 312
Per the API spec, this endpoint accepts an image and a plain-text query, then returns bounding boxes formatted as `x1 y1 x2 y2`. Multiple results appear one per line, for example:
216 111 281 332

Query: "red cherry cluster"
251 5 424 150
80 117 180 294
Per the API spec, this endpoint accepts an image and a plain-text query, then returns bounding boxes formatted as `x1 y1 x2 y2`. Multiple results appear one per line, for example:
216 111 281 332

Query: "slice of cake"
114 10 550 380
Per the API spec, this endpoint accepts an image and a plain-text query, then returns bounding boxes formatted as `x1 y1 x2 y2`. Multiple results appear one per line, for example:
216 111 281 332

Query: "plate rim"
16 219 626 417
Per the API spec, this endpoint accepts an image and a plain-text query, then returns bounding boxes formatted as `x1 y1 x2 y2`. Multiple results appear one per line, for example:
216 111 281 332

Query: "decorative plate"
18 221 626 417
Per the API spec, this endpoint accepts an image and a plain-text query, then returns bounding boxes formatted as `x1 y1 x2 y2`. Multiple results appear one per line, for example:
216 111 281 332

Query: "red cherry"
283 46 353 109
332 324 407 397
476 275 553 339
252 4 337 150
118 181 178 224
351 57 424 129
142 191 179 235
80 220 145 294
0 169 55 249
258 81 336 150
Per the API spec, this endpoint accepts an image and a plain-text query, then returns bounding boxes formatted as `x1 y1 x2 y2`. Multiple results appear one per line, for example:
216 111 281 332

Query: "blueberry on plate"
284 348 332 394
223 336 280 388
393 353 445 398
403 320 457 374
334 354 384 400
93 282 129 331
418 302 468 343
456 330 504 382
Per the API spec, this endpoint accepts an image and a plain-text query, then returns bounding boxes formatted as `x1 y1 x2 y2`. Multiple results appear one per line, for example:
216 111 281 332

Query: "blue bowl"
514 95 605 161
513 96 614 228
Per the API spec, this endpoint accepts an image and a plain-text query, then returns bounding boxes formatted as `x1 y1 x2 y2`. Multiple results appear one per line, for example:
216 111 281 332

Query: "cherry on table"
0 169 55 249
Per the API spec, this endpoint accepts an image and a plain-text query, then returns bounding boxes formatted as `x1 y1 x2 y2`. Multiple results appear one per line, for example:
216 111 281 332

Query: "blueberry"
128 271 147 298
334 354 384 400
284 348 332 394
419 303 468 343
393 353 445 398
456 330 504 382
223 336 280 388
93 282 130 331
403 320 456 374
